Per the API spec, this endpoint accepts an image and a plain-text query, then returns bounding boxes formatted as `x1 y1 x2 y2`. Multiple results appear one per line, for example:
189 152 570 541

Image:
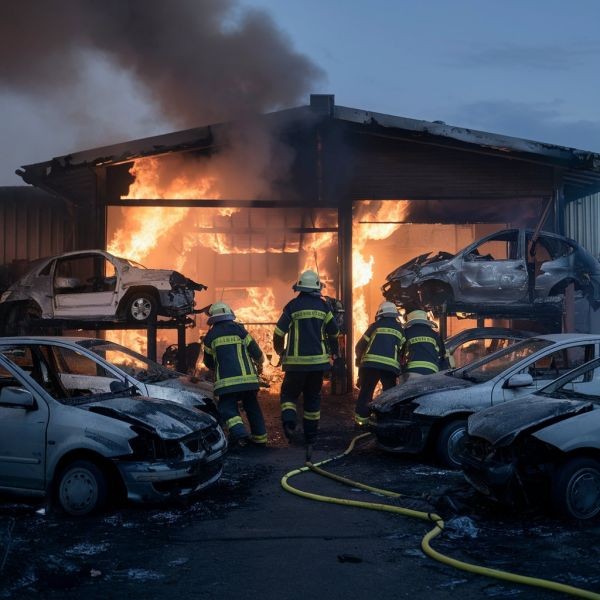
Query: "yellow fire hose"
281 433 600 599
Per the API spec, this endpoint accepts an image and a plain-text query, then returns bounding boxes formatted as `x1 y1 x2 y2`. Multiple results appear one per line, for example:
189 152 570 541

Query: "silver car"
382 228 600 310
0 342 227 516
0 336 218 419
464 357 600 520
370 333 600 468
0 249 207 329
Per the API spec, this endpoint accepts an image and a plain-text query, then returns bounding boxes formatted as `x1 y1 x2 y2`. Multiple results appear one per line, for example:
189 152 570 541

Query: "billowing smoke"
0 0 322 126
0 1 323 184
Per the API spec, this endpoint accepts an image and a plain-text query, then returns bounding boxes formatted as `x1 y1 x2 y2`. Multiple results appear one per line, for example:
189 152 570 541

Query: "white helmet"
293 269 323 292
207 301 236 324
375 301 398 320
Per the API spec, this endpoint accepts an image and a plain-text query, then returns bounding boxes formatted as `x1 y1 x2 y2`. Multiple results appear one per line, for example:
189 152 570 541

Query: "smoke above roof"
0 0 322 129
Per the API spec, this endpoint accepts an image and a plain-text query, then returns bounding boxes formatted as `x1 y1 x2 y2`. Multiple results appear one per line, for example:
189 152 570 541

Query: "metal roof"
17 95 600 198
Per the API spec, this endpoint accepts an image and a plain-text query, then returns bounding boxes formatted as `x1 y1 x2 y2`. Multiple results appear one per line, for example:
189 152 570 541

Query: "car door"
491 342 597 404
457 230 528 302
53 253 117 318
0 353 49 491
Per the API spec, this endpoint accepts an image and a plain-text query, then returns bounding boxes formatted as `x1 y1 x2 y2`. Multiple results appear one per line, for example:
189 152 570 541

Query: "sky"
1 0 599 185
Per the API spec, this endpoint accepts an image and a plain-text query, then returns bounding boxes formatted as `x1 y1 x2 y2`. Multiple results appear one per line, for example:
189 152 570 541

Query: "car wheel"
126 292 158 323
56 460 108 517
551 457 600 520
435 419 468 469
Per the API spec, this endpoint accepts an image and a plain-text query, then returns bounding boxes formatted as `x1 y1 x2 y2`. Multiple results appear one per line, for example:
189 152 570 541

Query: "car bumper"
462 455 517 501
370 417 431 454
118 446 226 503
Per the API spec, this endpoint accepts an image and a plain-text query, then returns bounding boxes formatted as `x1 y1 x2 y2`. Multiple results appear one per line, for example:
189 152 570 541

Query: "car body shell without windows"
382 228 600 309
370 333 600 458
0 249 206 321
0 344 226 505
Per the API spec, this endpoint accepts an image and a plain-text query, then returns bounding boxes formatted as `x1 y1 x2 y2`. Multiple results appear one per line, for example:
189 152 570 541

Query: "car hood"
370 371 474 413
386 251 454 280
149 376 214 402
468 396 594 447
83 396 215 439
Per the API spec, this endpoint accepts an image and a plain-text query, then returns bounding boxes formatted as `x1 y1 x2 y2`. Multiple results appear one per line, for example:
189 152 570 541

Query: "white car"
0 336 217 418
370 333 600 468
0 250 206 329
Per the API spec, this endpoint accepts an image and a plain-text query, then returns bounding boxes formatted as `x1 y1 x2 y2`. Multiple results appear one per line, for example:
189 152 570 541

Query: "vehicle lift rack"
435 299 565 341
15 315 194 373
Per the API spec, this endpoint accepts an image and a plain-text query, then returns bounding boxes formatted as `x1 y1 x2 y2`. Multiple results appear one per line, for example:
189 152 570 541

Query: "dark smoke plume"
0 0 323 127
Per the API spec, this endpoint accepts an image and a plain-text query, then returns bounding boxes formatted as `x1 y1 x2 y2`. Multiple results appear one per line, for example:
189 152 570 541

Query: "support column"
177 318 187 373
339 202 353 392
147 316 157 363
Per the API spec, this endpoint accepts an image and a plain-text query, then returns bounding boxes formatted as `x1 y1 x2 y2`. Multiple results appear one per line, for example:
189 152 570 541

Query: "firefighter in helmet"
203 302 267 446
273 270 339 447
354 301 405 426
402 303 444 380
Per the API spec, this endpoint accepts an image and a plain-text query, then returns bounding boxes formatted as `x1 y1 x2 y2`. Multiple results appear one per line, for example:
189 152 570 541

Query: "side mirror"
505 373 534 389
0 387 36 409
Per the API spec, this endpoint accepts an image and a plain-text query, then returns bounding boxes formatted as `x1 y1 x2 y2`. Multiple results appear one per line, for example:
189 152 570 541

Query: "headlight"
127 426 183 461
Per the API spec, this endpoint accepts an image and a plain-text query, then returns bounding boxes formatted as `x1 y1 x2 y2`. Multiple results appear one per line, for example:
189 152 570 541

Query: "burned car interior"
0 343 130 401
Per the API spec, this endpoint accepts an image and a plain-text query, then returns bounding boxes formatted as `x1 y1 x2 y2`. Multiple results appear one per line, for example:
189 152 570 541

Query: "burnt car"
370 334 600 468
463 357 600 520
0 342 226 516
0 336 217 418
382 229 600 310
444 327 534 369
0 250 207 329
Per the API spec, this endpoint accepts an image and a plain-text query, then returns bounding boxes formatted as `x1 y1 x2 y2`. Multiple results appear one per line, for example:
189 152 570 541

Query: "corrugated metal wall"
565 193 600 259
0 186 71 288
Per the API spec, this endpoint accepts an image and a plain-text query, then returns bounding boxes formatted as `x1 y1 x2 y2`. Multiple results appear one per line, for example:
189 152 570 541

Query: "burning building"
13 94 600 387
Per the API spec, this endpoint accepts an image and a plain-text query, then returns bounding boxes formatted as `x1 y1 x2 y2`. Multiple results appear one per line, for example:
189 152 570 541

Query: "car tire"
551 456 600 520
125 291 158 323
55 459 108 517
435 419 468 469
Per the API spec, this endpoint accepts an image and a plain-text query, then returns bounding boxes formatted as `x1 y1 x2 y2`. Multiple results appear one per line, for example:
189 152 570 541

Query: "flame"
108 157 413 387
352 201 410 362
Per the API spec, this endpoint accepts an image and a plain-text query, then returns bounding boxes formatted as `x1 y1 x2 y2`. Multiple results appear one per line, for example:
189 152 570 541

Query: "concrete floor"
1 390 599 599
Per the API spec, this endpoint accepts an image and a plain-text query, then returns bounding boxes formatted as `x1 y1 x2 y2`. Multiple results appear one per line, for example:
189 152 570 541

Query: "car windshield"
79 340 177 383
538 359 600 401
121 258 147 269
457 338 554 383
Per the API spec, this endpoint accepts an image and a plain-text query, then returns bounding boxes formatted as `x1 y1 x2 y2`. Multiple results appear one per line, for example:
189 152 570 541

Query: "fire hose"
281 433 600 599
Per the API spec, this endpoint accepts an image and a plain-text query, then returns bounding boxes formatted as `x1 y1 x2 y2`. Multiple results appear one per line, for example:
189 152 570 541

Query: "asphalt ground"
1 388 600 599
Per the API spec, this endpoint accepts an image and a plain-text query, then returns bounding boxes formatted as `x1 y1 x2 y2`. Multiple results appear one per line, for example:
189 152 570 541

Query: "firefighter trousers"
218 390 267 444
280 371 324 442
355 367 398 424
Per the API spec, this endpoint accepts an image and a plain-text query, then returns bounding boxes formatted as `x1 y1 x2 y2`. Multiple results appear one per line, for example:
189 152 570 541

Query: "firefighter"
203 302 267 447
402 304 444 380
354 301 405 426
273 269 339 447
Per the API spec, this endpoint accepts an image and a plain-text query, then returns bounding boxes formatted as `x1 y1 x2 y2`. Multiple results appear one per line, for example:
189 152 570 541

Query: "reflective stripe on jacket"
404 323 441 374
273 293 339 372
203 321 263 394
355 317 405 374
